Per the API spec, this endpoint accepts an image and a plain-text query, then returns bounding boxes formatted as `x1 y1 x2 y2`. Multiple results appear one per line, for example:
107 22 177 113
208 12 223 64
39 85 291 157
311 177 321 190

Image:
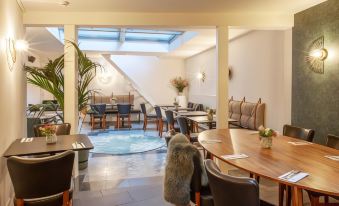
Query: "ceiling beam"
23 12 294 28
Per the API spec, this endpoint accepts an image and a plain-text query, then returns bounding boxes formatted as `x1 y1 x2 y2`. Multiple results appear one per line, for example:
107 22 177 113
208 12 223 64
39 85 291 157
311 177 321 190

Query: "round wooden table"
198 129 339 206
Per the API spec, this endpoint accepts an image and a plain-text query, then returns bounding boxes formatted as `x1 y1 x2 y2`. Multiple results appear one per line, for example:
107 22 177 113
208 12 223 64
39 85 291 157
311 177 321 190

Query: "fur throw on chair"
164 134 208 206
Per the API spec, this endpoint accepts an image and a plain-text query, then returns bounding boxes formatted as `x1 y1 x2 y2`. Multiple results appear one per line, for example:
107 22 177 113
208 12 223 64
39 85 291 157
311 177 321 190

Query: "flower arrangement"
258 125 277 138
258 126 277 149
39 125 56 136
170 77 189 93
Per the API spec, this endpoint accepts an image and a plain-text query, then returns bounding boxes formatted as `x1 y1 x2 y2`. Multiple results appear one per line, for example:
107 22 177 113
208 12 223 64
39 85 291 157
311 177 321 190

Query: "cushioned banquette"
229 97 265 131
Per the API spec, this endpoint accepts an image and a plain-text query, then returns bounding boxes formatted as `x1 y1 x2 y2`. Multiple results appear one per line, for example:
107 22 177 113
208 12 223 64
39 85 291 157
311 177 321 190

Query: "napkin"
325 155 339 161
288 141 313 146
221 154 248 160
201 140 222 144
20 138 33 143
278 170 309 183
72 142 84 149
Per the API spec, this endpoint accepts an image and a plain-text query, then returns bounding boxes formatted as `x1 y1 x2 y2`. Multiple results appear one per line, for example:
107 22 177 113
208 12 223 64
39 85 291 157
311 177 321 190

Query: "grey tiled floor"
75 122 337 206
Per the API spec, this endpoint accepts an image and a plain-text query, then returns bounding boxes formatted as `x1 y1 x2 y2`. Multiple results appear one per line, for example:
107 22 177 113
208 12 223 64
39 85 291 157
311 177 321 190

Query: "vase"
46 134 57 144
176 95 187 108
260 136 272 149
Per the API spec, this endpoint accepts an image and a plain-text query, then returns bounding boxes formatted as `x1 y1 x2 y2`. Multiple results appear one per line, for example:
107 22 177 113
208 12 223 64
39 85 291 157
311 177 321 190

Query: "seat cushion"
240 102 257 130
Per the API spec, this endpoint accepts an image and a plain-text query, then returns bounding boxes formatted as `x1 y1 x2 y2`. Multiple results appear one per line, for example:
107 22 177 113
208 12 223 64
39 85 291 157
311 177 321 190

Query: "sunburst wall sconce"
6 38 16 71
305 36 328 74
197 71 206 82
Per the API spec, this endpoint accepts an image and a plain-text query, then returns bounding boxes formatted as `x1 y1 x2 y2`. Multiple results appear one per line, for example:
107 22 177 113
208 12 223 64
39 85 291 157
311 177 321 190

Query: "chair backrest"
177 116 190 135
187 102 194 108
165 110 175 125
154 106 162 119
90 104 106 115
7 150 75 200
117 104 131 115
27 118 42 137
33 123 71 137
140 103 147 114
205 159 260 206
326 134 339 149
283 124 315 142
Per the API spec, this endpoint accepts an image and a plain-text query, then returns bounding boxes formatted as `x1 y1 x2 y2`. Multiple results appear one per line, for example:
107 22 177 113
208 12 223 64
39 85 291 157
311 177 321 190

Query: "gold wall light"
306 36 328 74
6 38 16 71
197 71 206 82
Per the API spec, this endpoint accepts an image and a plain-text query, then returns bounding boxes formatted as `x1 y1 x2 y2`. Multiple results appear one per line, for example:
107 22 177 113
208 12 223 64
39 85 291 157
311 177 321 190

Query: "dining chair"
306 134 339 206
33 123 71 137
205 159 273 206
165 110 179 132
7 150 75 206
140 103 157 131
279 124 316 206
176 116 200 143
116 104 132 129
90 104 107 130
154 106 168 137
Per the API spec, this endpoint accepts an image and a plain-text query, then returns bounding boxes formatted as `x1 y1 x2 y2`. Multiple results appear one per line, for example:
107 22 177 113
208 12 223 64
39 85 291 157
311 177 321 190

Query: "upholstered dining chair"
7 150 75 206
140 103 157 131
279 124 315 206
33 123 71 137
90 104 107 130
116 104 132 129
154 106 168 137
205 159 273 206
176 116 198 142
165 110 179 132
306 134 339 206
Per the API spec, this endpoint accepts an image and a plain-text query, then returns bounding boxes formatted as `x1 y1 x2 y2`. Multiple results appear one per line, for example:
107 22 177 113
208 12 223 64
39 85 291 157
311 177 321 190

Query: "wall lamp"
6 38 28 71
197 71 206 82
306 36 327 74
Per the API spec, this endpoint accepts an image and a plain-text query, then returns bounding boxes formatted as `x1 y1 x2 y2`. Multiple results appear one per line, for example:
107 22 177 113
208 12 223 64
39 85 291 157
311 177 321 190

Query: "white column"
64 25 78 134
216 26 229 129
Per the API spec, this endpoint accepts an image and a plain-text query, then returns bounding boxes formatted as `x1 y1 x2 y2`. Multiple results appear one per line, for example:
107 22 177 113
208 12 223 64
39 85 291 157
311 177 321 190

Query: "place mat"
288 141 313 146
20 138 33 143
325 155 339 161
221 153 248 160
201 139 222 144
72 142 85 149
278 170 309 183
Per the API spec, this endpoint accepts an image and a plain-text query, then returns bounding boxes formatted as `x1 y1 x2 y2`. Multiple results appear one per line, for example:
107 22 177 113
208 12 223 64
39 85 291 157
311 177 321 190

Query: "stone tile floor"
74 122 336 206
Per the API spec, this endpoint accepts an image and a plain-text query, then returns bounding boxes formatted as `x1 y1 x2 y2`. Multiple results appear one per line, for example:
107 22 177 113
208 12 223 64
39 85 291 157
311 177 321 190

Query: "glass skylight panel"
125 29 182 43
78 28 119 40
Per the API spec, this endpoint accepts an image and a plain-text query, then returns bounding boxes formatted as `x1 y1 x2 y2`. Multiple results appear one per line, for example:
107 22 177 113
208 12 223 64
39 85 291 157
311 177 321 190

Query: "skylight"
54 27 183 44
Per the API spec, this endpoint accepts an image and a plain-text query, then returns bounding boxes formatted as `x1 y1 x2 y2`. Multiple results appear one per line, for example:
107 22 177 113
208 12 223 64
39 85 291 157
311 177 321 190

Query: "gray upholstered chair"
205 159 273 206
140 103 157 131
7 150 75 206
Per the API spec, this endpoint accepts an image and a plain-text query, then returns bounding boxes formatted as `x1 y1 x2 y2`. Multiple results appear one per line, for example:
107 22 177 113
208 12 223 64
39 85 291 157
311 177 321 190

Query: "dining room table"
198 129 339 206
3 134 93 158
186 115 238 129
172 110 208 117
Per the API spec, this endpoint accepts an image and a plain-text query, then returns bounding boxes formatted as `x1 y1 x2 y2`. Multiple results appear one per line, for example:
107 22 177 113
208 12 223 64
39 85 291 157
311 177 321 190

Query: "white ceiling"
20 0 326 14
25 27 250 59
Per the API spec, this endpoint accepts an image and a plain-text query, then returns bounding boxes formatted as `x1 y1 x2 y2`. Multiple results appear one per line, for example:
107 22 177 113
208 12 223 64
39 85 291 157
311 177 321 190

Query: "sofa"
229 97 265 130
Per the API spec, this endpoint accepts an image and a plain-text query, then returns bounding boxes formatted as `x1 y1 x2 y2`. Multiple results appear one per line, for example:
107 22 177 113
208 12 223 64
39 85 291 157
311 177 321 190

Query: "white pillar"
216 26 229 129
64 25 78 134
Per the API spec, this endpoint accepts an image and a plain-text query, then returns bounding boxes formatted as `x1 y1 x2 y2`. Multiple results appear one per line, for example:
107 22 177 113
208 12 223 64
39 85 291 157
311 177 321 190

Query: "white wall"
185 30 292 131
0 0 26 204
111 55 185 105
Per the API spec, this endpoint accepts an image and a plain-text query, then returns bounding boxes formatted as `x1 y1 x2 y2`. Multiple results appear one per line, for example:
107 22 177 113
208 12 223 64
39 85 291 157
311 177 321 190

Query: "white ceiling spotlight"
60 1 70 7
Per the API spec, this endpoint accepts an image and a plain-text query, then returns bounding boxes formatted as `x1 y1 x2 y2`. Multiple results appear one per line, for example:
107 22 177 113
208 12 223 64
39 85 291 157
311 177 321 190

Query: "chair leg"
117 114 120 130
144 118 147 131
16 199 24 206
128 114 131 129
91 116 94 130
279 183 285 206
103 115 106 130
62 191 70 206
324 195 329 203
156 119 159 131
195 192 201 206
307 192 320 206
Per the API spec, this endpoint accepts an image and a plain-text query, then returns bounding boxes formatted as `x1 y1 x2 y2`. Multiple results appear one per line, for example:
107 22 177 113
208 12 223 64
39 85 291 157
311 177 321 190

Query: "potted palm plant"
25 41 99 120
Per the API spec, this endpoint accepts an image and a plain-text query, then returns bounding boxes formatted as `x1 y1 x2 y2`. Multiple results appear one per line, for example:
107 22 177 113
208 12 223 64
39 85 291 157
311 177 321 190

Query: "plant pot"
260 136 272 149
46 134 57 144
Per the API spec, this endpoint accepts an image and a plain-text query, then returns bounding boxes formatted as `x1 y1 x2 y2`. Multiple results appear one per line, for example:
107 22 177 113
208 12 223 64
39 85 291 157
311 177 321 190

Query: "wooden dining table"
187 115 238 129
173 110 208 117
198 129 339 206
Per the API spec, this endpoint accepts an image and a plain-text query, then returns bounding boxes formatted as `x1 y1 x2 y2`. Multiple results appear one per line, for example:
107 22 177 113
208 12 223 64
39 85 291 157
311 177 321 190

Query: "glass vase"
46 134 57 144
260 136 272 149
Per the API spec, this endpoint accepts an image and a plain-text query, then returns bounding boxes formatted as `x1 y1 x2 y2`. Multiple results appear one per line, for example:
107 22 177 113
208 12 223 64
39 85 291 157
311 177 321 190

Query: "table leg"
292 186 303 206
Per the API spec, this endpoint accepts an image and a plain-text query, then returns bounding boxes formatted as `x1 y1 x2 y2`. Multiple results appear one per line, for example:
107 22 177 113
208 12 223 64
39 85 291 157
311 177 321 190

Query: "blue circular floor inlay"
88 130 166 155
